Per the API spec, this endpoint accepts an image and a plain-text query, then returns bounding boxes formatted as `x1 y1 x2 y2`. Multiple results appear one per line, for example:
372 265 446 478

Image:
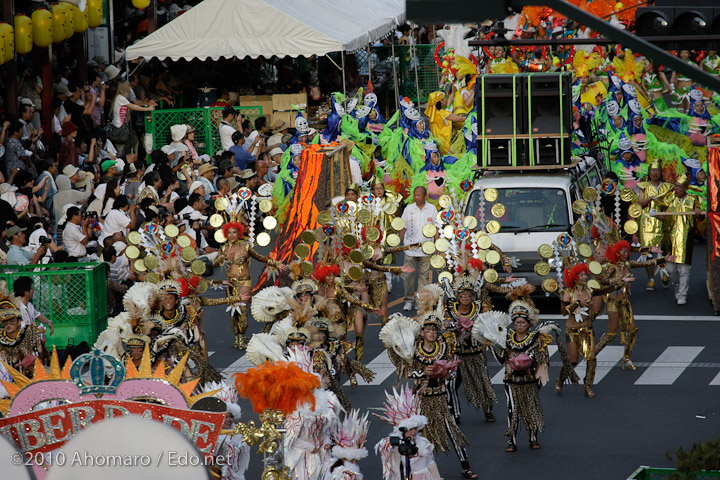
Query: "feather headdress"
331 409 370 461
246 333 285 366
202 380 242 421
235 361 320 415
507 283 539 324
251 286 293 323
373 385 427 432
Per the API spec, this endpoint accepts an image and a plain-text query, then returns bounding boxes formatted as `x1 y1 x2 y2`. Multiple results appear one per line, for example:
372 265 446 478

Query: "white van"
465 158 605 287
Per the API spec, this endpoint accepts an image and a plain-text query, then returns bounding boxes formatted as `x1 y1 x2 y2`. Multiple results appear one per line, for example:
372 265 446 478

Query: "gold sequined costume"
637 180 673 248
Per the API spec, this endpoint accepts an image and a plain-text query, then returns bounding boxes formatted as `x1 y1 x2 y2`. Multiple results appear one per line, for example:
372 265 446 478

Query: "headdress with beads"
507 283 539 325
0 300 21 322
290 261 318 297
157 279 181 297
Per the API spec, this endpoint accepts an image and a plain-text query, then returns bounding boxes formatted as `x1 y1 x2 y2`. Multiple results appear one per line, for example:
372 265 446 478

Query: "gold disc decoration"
477 235 492 249
383 202 398 216
215 197 229 211
348 266 363 281
422 224 437 238
442 225 454 239
578 243 593 258
365 226 381 242
534 261 551 276
484 188 498 202
542 278 559 293
582 187 597 202
342 234 358 249
145 272 159 284
196 278 208 294
572 199 587 215
301 262 314 277
483 268 499 283
295 243 310 259
214 230 227 243
438 195 452 209
134 259 147 272
491 203 506 218
391 217 405 231
256 232 271 247
624 219 638 235
263 216 278 230
386 233 401 247
301 230 316 245
463 216 478 229
421 241 436 255
349 249 364 264
589 260 602 275
259 199 273 213
588 279 601 290
628 203 642 219
181 247 197 262
125 245 140 260
476 249 488 262
620 188 637 203
361 244 374 260
486 220 501 234
127 231 142 245
165 224 179 238
144 255 159 270
538 244 554 259
177 235 191 248
572 223 586 238
430 254 446 269
357 209 372 224
438 271 454 283
317 211 332 226
191 259 206 275
435 237 450 252
486 250 501 265
209 214 224 228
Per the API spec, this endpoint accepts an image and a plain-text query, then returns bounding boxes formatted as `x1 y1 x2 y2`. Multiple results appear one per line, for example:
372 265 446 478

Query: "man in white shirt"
400 186 438 311
219 107 238 151
99 195 137 243
14 276 54 337
62 206 93 260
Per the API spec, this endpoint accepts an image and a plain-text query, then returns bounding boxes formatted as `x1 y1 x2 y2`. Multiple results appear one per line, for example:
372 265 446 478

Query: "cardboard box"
271 110 292 127
272 93 308 112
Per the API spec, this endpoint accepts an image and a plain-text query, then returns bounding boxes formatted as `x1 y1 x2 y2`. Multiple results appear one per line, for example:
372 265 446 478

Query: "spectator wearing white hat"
268 147 283 172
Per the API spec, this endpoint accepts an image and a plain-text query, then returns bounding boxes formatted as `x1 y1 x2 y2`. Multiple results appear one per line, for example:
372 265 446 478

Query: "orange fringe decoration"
234 361 320 415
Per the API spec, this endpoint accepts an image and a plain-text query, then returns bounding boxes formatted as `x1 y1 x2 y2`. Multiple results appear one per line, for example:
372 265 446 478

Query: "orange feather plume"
234 361 320 415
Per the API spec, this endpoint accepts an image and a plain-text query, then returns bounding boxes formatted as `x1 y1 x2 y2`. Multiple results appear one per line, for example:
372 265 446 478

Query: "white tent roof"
126 0 405 62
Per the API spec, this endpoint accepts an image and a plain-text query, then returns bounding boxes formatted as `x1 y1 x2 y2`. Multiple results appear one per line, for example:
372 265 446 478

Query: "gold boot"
619 329 626 346
584 359 597 398
232 306 249 351
622 328 638 370
355 334 365 362
595 332 617 354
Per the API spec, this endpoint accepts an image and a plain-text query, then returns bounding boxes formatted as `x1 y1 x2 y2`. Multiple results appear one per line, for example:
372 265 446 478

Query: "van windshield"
466 188 569 232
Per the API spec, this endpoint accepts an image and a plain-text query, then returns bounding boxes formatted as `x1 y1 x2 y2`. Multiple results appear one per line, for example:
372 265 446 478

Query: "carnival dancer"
206 381 251 480
488 285 551 452
425 90 467 155
121 334 153 370
636 160 674 290
324 410 370 480
0 300 41 376
374 385 442 480
670 50 696 112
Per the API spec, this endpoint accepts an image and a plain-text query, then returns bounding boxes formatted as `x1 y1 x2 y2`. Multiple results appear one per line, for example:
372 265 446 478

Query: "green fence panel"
367 45 442 104
629 467 720 480
144 106 263 156
0 262 108 349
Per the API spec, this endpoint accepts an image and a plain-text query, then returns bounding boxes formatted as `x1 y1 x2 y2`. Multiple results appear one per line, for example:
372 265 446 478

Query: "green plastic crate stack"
0 262 108 349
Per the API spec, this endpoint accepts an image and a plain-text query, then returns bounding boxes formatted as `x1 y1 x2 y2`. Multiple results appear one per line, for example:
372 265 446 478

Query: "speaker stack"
476 73 573 168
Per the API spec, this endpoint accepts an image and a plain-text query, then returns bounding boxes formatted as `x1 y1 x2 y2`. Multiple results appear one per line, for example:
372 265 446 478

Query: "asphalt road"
202 237 720 480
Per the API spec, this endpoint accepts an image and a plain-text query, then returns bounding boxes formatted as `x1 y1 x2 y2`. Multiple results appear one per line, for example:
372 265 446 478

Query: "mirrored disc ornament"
361 244 374 260
145 272 159 284
342 234 358 249
534 261 551 276
301 230 316 245
435 237 450 252
295 244 310 259
430 254 446 269
134 259 147 272
582 187 598 202
620 188 637 203
463 216 478 229
628 203 642 219
483 269 499 283
125 245 140 260
191 259 206 275
127 231 142 245
486 220 501 234
538 244 554 259
422 224 437 238
177 235 192 248
589 261 602 275
215 197 229 211
196 278 208 293
302 262 314 277
165 224 179 238
438 195 452 209
486 250 501 265
256 232 271 246
624 219 638 235
318 211 332 226
476 249 487 262
542 278 559 293
438 271 454 283
365 226 381 242
348 266 363 281
349 250 364 264
578 243 593 258
259 199 273 213
386 233 401 247
572 200 587 215
209 214 224 228
572 223 586 238
484 188 498 202
391 217 405 231
357 209 372 224
214 230 227 243
422 241 436 255
443 225 455 239
144 255 159 270
491 203 506 218
263 216 278 230
588 279 601 290
181 247 197 262
477 234 492 249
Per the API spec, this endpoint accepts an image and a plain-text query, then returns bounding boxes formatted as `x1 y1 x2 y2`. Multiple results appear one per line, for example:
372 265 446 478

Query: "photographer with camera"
28 219 62 264
375 385 441 480
6 225 49 266
62 206 96 261
99 195 137 244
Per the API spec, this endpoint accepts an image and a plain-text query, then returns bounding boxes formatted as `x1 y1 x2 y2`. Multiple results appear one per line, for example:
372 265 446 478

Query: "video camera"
389 427 418 457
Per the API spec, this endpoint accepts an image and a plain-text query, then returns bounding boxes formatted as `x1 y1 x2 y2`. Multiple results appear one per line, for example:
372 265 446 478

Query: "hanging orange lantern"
132 0 151 11
87 0 102 27
60 3 74 39
51 4 67 43
14 14 33 55
0 22 14 64
32 8 53 47
73 5 88 33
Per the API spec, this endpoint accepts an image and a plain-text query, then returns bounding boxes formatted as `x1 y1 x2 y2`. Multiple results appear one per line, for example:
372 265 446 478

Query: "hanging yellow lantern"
132 0 151 11
61 3 74 39
72 5 88 33
32 8 53 47
0 28 6 66
51 4 67 43
0 22 14 64
14 14 33 55
87 0 102 28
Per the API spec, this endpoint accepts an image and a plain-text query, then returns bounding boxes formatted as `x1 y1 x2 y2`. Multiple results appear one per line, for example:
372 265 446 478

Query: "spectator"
196 164 217 200
17 62 43 130
124 161 146 201
216 177 232 196
137 171 163 204
61 83 89 142
58 122 79 170
267 119 289 148
219 106 238 151
268 147 283 171
111 81 156 154
36 159 58 214
183 125 200 163
99 195 137 243
52 166 94 224
210 88 231 108
229 130 257 170
19 101 42 151
4 120 30 179
103 246 128 316
62 206 94 260
14 276 53 335
245 116 271 156
6 225 48 265
400 186 438 311
254 158 278 183
177 193 215 253
28 218 62 262
88 179 120 218
84 71 107 128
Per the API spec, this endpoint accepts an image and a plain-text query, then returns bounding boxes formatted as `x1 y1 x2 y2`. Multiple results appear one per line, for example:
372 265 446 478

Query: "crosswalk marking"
635 347 705 385
343 350 396 386
536 314 720 322
573 346 625 383
710 371 720 386
221 355 254 377
491 345 558 385
208 351 215 357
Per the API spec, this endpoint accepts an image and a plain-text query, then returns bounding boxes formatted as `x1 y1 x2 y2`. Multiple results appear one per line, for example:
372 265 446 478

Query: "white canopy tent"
125 0 405 61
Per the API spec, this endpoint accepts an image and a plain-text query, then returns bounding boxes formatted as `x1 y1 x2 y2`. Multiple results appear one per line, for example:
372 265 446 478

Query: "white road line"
709 371 720 386
491 345 558 385
573 346 625 384
208 351 215 357
344 350 396 386
635 347 705 385
221 355 254 378
538 314 720 322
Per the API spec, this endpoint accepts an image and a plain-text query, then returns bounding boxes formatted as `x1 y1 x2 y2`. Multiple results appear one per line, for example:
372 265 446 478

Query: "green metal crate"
628 467 720 480
0 262 108 349
144 106 264 157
